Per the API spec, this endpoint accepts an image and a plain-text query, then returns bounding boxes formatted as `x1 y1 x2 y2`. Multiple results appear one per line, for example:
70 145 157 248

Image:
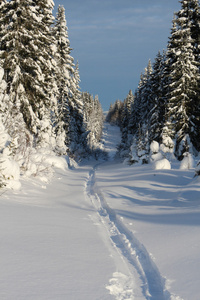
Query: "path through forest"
0 123 199 300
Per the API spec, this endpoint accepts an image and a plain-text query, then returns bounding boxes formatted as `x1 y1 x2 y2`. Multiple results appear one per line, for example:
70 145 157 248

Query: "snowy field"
0 123 200 300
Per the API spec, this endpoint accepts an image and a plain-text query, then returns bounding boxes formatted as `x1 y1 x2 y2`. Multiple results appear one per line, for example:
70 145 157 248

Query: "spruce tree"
138 60 153 125
68 62 87 157
120 90 134 155
165 2 200 158
53 5 74 155
93 95 104 143
105 99 123 126
149 51 167 144
0 0 34 157
0 0 58 152
106 104 113 123
81 92 104 154
33 0 58 148
53 5 86 158
128 74 144 136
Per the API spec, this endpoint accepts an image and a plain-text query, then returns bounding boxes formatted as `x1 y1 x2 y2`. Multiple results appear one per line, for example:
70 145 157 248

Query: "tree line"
107 0 200 165
0 0 105 186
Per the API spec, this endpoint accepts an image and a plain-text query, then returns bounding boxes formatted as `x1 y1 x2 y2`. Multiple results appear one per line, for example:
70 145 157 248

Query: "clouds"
54 0 181 110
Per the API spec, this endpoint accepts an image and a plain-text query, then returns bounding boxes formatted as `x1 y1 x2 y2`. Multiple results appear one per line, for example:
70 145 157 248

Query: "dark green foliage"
0 0 57 150
117 0 200 163
165 0 200 158
106 100 124 126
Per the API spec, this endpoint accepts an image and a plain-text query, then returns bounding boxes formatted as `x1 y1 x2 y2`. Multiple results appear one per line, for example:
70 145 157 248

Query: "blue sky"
53 0 181 110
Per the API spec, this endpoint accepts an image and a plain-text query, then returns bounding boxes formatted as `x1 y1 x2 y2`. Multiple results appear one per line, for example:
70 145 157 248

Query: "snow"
153 158 171 170
94 126 200 300
0 67 4 81
180 152 194 170
0 166 116 300
101 122 121 160
0 156 21 189
0 122 200 300
150 140 159 154
106 272 135 300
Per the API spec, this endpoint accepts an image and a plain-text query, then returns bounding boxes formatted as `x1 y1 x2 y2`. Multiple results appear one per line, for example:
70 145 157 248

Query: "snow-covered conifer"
81 92 104 157
138 60 153 125
165 3 200 158
105 100 123 126
0 66 20 189
120 90 134 157
149 51 167 144
127 81 142 137
135 124 149 164
69 62 86 155
53 6 86 158
53 5 75 155
0 0 58 152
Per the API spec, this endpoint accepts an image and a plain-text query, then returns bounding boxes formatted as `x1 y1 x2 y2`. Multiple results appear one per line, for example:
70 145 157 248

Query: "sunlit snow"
0 123 200 300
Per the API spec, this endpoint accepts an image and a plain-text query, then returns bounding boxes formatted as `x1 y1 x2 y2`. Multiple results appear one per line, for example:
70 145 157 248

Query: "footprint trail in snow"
85 123 182 300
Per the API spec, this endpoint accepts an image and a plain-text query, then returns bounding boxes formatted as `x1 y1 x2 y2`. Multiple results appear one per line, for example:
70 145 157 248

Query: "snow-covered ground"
95 161 200 300
0 123 200 300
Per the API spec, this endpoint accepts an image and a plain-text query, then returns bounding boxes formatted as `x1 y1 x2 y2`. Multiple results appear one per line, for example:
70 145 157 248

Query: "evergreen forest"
107 0 200 168
0 0 105 186
1 0 200 187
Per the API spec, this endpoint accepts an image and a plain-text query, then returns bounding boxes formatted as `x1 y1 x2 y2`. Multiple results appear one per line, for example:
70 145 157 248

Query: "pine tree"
53 5 75 155
120 90 134 155
105 99 123 126
180 0 200 61
149 51 167 144
33 0 58 148
93 95 104 143
139 60 153 124
165 2 200 158
0 0 58 152
81 92 104 156
106 104 113 123
185 0 200 151
0 0 33 157
0 66 8 120
68 62 87 157
129 61 153 140
128 78 143 137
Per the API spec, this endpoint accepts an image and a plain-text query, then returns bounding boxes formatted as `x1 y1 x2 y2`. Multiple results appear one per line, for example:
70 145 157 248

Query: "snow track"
85 164 174 300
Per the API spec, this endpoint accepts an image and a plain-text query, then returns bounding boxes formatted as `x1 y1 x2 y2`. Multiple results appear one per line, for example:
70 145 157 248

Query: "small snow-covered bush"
129 141 139 164
0 117 21 190
22 148 68 182
177 134 193 160
151 152 163 162
0 155 21 190
150 141 159 154
153 158 171 170
180 152 194 170
149 141 163 163
160 128 174 157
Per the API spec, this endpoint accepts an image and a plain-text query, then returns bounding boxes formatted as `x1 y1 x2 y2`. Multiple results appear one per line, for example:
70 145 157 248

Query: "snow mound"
150 140 159 153
151 152 163 162
153 158 171 170
42 153 67 170
160 131 174 154
0 154 21 190
150 141 163 162
180 152 194 170
23 148 68 181
106 272 134 300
